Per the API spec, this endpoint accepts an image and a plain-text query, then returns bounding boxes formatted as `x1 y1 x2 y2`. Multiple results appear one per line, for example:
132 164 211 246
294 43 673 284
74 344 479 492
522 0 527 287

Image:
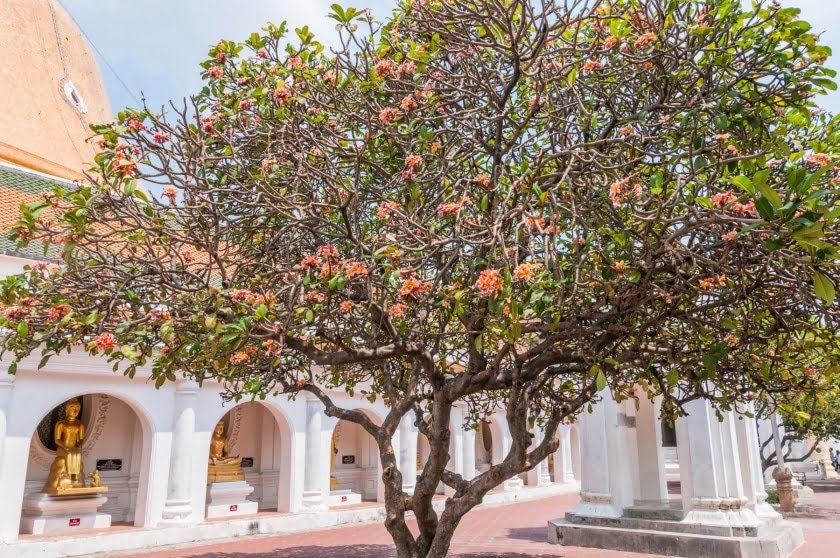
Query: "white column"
527 424 551 486
569 389 625 518
675 398 759 529
398 413 418 493
462 425 476 481
160 380 199 524
554 426 575 483
301 396 327 510
0 372 13 475
634 395 668 505
0 371 24 543
444 407 465 496
496 416 524 491
734 402 779 521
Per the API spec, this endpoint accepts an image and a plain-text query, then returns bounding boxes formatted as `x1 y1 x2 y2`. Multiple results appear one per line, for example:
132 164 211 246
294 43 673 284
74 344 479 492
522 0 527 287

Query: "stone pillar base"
548 514 804 558
327 489 363 506
205 481 258 518
300 489 328 511
20 493 111 535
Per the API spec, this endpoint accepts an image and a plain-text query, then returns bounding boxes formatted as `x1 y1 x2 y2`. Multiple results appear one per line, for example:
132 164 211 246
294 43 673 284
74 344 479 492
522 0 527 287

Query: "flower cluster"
805 152 832 168
398 277 432 300
343 260 368 279
514 263 538 282
475 269 503 297
93 332 117 351
633 32 657 49
608 177 642 206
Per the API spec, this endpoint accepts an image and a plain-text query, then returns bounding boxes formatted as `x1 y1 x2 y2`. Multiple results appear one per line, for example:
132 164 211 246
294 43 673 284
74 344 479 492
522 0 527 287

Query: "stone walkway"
110 485 840 558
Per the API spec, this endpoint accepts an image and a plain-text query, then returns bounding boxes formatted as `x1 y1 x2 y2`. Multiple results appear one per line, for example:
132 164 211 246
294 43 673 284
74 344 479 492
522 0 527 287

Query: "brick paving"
111 485 840 558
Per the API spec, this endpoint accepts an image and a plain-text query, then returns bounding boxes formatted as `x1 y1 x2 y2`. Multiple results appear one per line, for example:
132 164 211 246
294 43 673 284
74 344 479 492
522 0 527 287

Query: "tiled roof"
0 164 67 260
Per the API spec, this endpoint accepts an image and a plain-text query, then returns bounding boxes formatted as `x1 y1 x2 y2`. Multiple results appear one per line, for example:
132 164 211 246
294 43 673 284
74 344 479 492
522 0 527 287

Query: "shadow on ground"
504 526 550 543
165 545 564 558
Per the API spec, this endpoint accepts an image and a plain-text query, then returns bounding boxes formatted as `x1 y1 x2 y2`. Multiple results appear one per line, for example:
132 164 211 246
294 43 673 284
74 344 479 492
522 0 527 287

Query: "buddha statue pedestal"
326 473 362 507
21 491 111 535
205 420 257 518
205 481 258 518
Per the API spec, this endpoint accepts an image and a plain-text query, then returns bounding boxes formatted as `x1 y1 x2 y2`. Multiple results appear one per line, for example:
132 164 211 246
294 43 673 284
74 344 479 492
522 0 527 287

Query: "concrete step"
548 517 804 558
564 511 757 538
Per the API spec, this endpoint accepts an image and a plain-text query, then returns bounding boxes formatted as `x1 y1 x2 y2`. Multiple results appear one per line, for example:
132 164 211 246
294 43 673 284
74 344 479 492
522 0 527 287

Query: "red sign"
229 504 238 512
69 518 81 527
341 495 347 502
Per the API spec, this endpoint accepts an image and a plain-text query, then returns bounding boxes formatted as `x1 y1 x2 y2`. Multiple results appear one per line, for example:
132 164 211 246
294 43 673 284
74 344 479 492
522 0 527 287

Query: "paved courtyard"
108 482 840 558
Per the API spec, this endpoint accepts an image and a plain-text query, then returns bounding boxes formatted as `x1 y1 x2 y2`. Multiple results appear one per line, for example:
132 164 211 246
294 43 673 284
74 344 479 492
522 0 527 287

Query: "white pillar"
444 407 465 496
160 380 198 524
675 398 759 529
734 402 779 521
301 396 327 510
495 416 524 491
0 371 23 543
634 395 668 505
527 424 551 486
462 425 476 481
398 413 418 493
554 426 575 484
569 389 625 518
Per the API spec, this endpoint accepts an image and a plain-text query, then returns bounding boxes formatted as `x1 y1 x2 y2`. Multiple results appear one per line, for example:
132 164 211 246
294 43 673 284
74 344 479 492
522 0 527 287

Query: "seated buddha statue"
44 398 87 493
207 419 245 483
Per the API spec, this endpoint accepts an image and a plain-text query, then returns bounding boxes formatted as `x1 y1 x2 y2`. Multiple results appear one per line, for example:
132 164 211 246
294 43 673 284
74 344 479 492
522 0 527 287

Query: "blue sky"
62 0 840 114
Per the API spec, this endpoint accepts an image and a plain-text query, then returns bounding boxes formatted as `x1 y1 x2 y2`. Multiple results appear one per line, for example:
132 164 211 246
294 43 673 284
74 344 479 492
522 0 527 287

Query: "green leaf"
731 175 755 195
755 197 775 220
755 181 782 209
254 304 268 320
592 365 607 391
16 321 28 337
813 272 836 304
713 115 729 130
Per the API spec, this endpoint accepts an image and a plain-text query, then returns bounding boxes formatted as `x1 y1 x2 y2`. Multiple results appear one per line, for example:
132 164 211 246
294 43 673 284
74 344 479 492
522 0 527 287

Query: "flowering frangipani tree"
2 0 840 555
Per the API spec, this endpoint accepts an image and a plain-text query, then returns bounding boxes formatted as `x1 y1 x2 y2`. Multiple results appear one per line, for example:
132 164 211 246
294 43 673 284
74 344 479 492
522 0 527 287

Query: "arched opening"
329 409 382 505
205 402 294 516
20 393 152 535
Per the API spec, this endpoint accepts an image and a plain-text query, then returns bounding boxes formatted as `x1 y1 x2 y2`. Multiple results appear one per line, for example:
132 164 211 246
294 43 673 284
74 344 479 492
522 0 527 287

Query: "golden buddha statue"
207 419 245 483
329 429 340 491
44 398 107 495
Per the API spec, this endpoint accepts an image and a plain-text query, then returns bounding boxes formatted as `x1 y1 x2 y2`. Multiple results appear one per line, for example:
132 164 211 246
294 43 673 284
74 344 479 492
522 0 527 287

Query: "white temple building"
0 2 810 557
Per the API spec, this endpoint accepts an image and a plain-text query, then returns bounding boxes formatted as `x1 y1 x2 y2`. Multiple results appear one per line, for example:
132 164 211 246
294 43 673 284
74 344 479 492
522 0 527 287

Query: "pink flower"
582 59 604 74
229 351 249 365
731 201 755 216
316 244 340 260
388 303 407 318
3 306 28 320
634 32 657 49
374 59 394 78
805 152 832 168
379 107 401 124
208 66 224 79
436 197 469 217
340 301 355 313
153 131 170 144
162 186 177 204
94 332 117 352
404 154 423 169
513 263 538 282
398 278 432 300
474 173 491 188
288 56 305 69
400 95 417 112
475 269 503 297
273 86 292 105
239 98 254 111
722 230 738 242
299 255 322 270
397 61 416 77
257 48 269 59
603 35 620 49
126 117 146 132
343 260 368 279
712 191 736 208
377 201 401 219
